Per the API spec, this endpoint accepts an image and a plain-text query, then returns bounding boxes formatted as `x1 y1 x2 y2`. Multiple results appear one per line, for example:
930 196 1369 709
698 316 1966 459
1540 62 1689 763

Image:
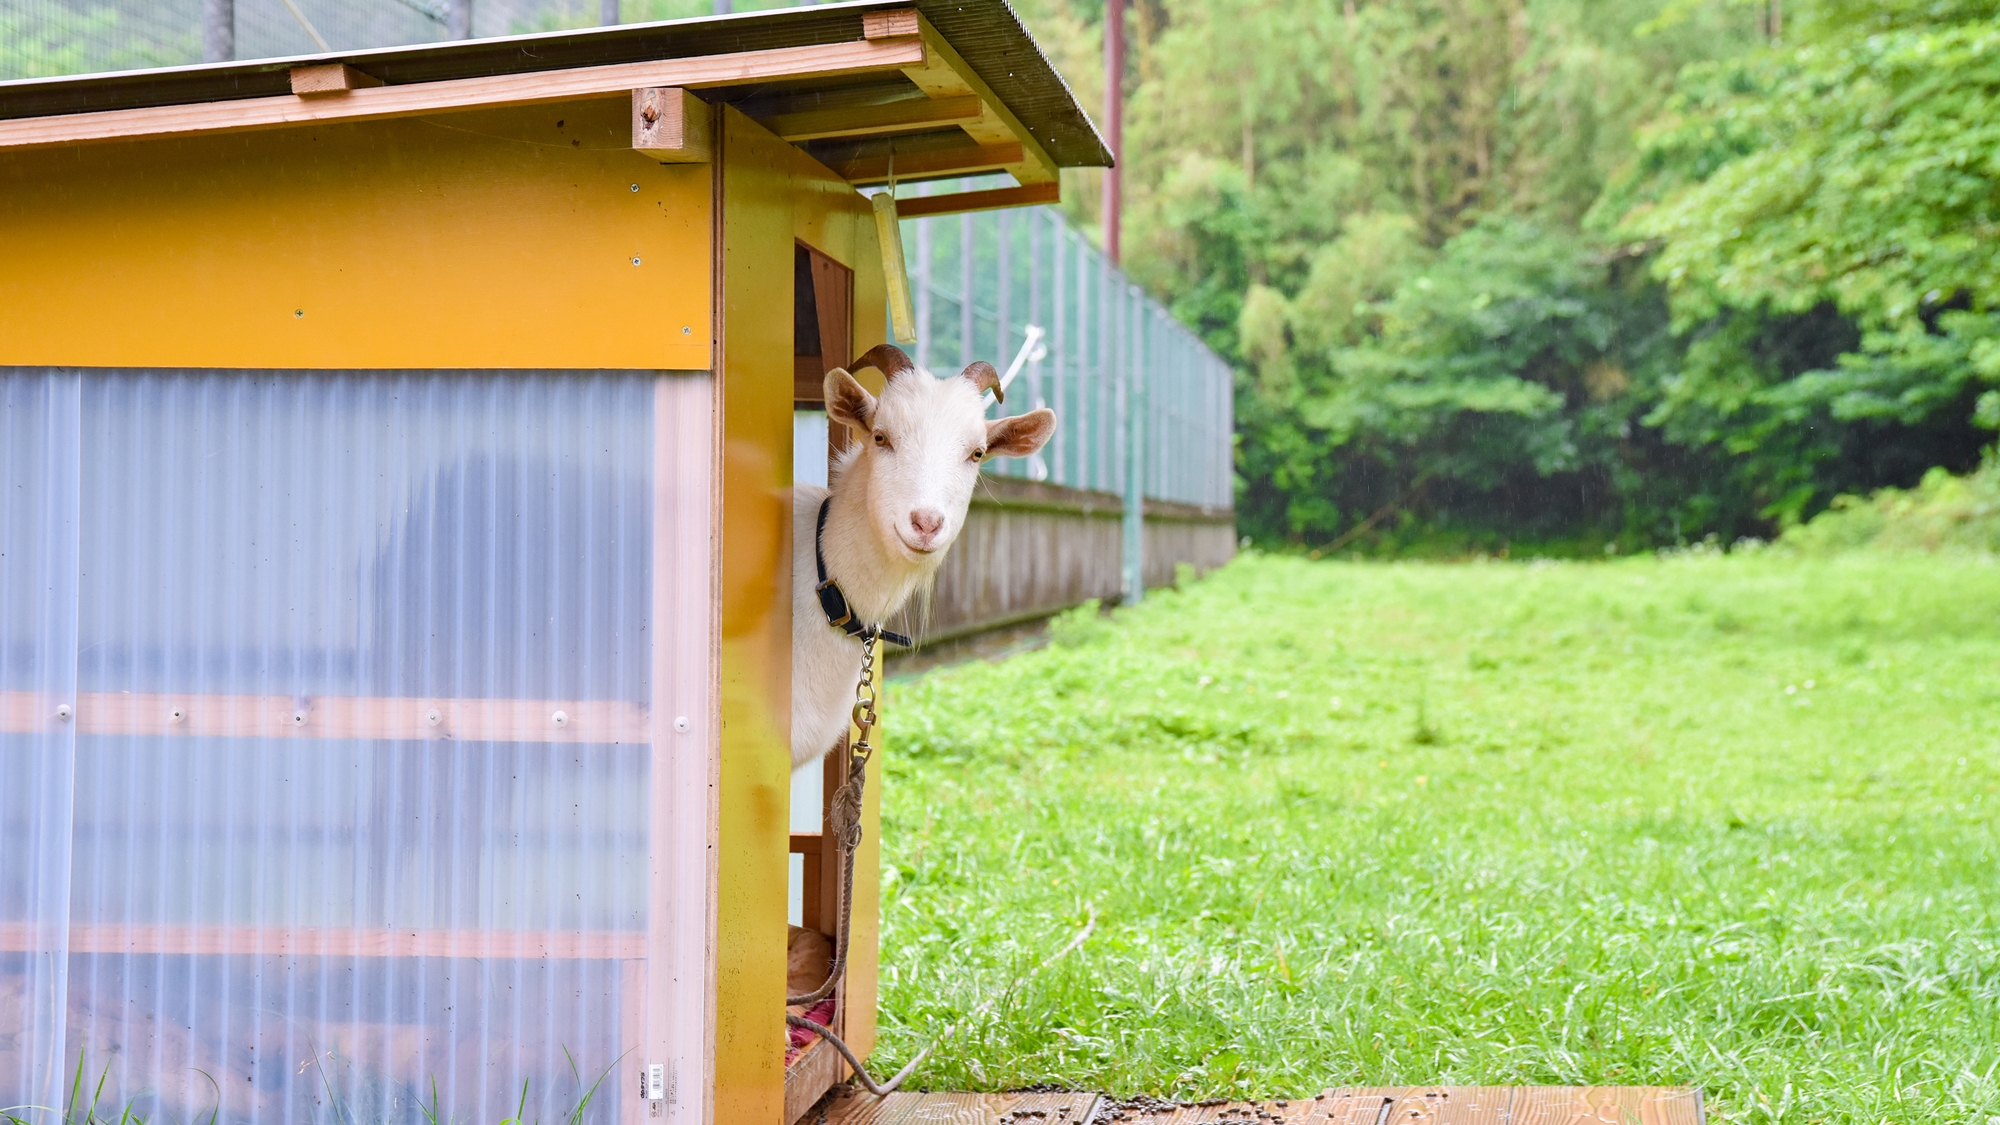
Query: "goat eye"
969 449 985 462
873 432 888 448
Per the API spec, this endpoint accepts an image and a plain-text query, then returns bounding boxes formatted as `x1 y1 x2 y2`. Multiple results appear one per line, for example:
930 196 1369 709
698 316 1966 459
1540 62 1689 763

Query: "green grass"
874 550 2000 1124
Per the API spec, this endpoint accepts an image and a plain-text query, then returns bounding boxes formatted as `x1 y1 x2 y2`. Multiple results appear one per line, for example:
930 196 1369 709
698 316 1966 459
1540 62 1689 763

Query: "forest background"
1022 0 2000 552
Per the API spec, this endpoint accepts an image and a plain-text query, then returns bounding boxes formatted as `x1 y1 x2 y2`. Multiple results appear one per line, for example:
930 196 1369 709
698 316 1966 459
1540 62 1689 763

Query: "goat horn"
848 344 918 384
960 360 1003 405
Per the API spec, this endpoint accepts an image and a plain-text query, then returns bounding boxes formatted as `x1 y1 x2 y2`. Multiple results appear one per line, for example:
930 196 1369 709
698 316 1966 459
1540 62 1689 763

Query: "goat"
791 344 1056 768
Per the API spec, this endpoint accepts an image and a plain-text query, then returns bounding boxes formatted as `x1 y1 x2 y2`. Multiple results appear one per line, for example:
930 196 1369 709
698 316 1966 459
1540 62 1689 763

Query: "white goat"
791 344 1057 768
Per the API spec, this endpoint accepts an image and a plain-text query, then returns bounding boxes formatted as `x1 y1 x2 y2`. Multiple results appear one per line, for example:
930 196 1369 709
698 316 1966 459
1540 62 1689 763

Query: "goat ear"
985 408 1057 458
824 368 877 434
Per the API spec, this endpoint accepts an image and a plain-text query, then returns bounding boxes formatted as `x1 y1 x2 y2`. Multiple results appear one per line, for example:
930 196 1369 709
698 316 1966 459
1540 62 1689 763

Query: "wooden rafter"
834 141 1022 185
865 8 1059 186
288 63 381 95
891 182 1059 217
761 94 982 142
0 36 925 152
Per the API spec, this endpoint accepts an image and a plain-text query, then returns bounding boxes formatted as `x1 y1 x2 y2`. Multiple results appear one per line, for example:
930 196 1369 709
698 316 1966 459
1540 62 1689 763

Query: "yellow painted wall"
712 104 887 1124
0 98 710 370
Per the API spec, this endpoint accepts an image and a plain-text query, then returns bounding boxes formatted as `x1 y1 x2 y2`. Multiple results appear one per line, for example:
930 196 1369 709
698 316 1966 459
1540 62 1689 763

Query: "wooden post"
1102 0 1124 264
633 88 713 163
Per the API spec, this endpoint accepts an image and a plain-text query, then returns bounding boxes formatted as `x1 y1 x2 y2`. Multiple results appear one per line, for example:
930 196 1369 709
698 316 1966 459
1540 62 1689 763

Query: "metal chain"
786 631 879 1009
829 632 879 850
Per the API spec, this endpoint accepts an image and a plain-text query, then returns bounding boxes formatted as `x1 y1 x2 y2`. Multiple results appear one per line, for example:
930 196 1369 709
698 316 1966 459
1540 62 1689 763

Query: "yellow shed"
0 7 1108 1125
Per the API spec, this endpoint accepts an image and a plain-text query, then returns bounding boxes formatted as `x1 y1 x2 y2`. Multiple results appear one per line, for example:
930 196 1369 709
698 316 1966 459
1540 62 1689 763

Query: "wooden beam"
633 86 712 162
896 12 1059 185
861 9 921 40
288 63 382 96
0 36 926 152
0 920 644 960
0 689 650 743
891 182 1059 218
835 141 1021 185
762 94 980 142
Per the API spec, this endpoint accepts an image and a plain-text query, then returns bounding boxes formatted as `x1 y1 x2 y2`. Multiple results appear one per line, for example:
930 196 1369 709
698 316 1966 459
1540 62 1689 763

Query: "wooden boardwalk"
814 1086 1705 1125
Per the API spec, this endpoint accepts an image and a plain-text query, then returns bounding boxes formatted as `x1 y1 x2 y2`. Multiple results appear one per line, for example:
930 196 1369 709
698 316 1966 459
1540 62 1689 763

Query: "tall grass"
876 552 2000 1124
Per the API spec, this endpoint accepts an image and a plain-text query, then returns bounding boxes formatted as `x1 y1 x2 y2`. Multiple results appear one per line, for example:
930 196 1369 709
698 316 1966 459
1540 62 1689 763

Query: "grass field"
874 550 2000 1124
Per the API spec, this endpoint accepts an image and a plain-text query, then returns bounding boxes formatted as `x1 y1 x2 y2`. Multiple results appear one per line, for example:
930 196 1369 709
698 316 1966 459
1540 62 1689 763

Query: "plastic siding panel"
0 367 698 1125
0 370 81 1124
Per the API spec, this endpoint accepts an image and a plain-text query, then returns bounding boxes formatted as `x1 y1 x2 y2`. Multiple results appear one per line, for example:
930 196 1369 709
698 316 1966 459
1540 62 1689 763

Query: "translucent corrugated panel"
1 0 645 80
1 370 81 1125
901 180 1237 509
2 368 661 1125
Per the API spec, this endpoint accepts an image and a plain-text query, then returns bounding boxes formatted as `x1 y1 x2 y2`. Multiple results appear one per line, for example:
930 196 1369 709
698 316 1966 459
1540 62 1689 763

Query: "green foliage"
1782 455 2000 553
0 8 193 80
877 554 2000 1121
1011 0 1999 546
1590 1 2000 529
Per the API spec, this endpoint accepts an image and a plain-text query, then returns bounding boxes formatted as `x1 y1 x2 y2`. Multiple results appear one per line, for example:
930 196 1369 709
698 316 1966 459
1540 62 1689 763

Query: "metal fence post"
1122 286 1143 604
889 202 1229 521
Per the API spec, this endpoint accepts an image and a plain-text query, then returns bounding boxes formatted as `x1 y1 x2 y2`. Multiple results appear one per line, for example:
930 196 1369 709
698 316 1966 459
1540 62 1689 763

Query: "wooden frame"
794 242 855 407
893 182 1060 218
835 141 1023 185
288 63 381 95
0 37 925 152
0 690 649 742
0 922 645 960
866 10 1060 186
634 86 714 163
764 95 983 143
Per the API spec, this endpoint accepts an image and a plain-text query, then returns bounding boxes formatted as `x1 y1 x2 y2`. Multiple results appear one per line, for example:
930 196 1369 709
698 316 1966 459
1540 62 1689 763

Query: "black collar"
815 497 913 648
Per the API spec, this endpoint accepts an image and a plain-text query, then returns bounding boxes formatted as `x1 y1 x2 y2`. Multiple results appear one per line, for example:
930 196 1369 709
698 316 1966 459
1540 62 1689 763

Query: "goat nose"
909 508 944 538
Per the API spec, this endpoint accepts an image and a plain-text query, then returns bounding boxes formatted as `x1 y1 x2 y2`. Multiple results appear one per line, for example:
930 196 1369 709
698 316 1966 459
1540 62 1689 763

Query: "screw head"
681 326 691 335
426 708 443 727
292 710 308 726
552 710 570 728
56 704 72 721
294 309 304 318
630 183 640 192
673 716 691 734
631 257 642 266
170 707 186 723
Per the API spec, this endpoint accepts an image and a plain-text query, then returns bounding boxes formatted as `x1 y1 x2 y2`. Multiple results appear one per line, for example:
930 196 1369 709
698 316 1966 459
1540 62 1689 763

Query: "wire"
792 903 1098 1099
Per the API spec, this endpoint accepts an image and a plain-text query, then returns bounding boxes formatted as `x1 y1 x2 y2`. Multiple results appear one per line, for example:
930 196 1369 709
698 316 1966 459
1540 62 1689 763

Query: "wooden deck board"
1100 1089 1701 1125
1090 1092 1386 1123
825 1088 1703 1125
818 1089 1101 1125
